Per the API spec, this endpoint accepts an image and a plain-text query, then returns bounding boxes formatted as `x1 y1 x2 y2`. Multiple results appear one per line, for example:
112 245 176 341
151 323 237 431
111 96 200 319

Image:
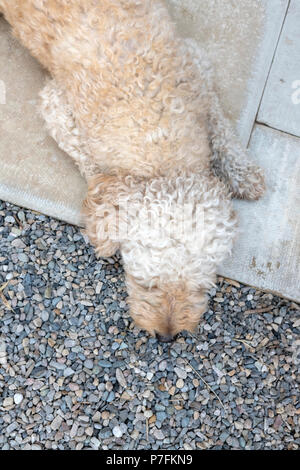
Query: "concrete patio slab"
220 124 300 303
0 18 86 227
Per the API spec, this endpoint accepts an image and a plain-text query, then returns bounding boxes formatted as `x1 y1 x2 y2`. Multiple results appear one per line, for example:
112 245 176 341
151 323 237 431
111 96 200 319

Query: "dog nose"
156 333 174 343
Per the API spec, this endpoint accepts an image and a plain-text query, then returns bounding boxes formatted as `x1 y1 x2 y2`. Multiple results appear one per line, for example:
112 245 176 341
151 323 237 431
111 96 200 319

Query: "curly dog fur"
0 0 265 340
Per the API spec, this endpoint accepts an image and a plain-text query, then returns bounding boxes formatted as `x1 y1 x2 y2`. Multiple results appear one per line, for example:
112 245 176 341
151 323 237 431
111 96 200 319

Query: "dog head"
83 172 237 340
126 275 208 340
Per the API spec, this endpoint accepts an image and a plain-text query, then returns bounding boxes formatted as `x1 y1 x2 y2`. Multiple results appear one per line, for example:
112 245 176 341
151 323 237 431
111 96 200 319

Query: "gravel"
0 200 299 450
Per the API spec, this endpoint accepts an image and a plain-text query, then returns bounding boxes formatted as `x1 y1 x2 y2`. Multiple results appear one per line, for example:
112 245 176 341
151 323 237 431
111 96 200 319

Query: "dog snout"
156 333 175 343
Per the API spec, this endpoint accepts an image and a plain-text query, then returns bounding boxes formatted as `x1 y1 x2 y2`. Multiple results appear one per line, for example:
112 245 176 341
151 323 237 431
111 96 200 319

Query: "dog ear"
82 173 127 258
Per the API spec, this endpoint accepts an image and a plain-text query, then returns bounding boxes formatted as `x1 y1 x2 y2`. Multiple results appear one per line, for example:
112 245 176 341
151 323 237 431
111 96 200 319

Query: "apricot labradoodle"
1 1 265 342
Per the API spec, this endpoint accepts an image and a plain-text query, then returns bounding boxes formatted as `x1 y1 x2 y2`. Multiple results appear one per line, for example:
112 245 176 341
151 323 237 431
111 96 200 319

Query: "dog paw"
231 165 265 201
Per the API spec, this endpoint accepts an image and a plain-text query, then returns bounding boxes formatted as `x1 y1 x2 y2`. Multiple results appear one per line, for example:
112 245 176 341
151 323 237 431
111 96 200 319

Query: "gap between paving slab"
258 0 300 138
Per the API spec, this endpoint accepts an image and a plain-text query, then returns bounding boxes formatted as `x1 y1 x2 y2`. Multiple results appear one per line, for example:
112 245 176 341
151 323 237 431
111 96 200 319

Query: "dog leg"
39 80 98 180
184 39 265 200
40 80 119 257
206 93 265 200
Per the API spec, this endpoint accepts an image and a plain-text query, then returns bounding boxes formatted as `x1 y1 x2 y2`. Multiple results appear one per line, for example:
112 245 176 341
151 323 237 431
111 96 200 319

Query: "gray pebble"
98 360 112 368
116 368 127 388
63 367 76 377
84 359 94 370
18 253 28 263
51 416 63 431
13 393 23 405
0 200 298 451
174 367 187 380
112 426 123 438
41 311 49 322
